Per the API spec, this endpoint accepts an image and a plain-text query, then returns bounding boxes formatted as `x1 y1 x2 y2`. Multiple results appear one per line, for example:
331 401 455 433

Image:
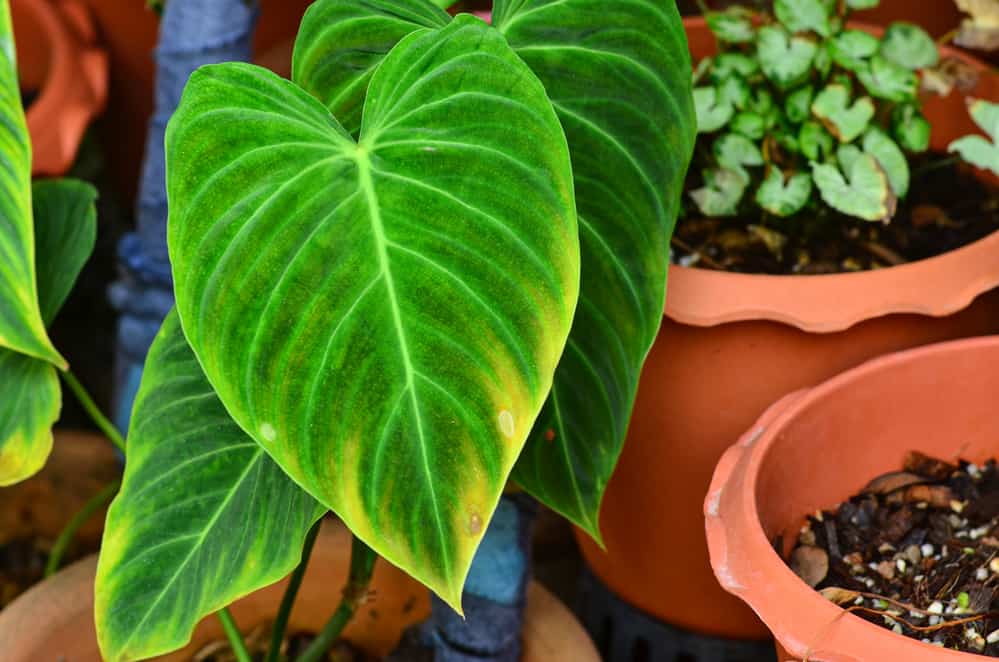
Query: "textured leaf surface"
690 167 748 217
880 22 938 70
167 17 578 607
949 99 999 177
757 25 817 90
32 179 98 324
291 0 449 135
775 0 830 36
863 127 908 197
0 2 62 366
756 169 812 216
95 312 325 662
494 0 695 538
811 84 874 143
812 153 895 221
0 350 57 485
694 86 734 133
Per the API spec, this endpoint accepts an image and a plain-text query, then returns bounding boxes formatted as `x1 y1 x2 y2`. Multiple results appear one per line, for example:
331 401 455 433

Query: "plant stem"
44 479 121 577
217 608 253 662
266 520 323 662
60 371 126 453
295 535 378 662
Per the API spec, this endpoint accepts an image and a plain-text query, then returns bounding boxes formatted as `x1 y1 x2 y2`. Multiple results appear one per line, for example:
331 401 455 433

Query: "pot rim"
669 18 999 334
704 335 999 662
18 0 107 176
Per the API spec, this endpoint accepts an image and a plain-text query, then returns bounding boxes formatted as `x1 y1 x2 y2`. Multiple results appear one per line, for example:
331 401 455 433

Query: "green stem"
266 520 323 662
295 535 377 662
44 479 121 577
60 371 126 453
217 608 253 662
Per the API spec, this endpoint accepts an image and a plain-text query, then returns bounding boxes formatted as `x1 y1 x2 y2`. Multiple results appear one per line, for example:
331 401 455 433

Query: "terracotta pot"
14 0 107 176
0 519 600 662
574 17 999 641
77 0 312 207
705 336 999 661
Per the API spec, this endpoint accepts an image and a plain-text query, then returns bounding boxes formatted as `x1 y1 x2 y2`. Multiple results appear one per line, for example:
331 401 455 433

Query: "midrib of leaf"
354 149 450 581
112 449 265 656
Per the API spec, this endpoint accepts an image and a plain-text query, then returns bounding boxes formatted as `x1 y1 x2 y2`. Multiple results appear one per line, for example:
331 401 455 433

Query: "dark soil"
789 451 999 655
673 159 999 274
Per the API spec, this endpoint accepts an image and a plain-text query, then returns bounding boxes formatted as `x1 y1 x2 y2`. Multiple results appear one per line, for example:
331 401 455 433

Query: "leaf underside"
95 311 326 662
167 17 579 608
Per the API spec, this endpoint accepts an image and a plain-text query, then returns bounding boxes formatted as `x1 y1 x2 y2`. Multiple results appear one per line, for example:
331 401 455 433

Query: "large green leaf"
32 179 98 324
0 1 63 367
0 178 97 486
95 312 325 662
494 0 695 538
166 17 579 608
291 0 450 136
292 0 696 539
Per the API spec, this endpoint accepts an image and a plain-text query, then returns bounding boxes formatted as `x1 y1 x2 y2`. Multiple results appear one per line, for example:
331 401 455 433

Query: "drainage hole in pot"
788 451 999 655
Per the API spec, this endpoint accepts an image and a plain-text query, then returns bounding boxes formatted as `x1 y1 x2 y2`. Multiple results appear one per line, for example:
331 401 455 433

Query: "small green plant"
692 0 996 224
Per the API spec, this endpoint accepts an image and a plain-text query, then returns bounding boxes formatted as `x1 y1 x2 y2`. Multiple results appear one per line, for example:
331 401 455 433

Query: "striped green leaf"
292 0 696 542
95 311 326 662
167 17 578 608
0 0 63 367
0 179 97 485
292 0 450 136
495 0 695 539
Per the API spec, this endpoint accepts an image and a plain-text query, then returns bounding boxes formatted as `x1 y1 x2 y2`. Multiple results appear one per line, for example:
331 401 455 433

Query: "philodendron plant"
693 0 998 223
0 0 117 487
91 0 695 660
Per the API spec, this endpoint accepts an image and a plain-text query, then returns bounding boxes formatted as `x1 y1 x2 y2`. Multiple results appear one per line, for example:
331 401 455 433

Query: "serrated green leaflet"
0 178 97 485
863 127 908 197
880 22 938 70
949 98 999 177
811 84 874 143
95 312 326 662
858 54 918 103
812 152 895 221
694 87 734 133
775 0 830 37
167 17 579 608
32 179 98 324
757 25 817 90
492 0 695 539
291 0 449 136
756 168 811 216
0 0 63 367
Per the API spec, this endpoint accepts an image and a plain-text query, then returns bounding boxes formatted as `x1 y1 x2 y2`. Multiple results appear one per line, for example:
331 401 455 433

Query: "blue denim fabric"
111 0 259 427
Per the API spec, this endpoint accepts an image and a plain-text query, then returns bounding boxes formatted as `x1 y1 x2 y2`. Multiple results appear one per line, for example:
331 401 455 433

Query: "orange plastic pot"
15 0 107 176
705 336 999 661
573 18 999 641
0 519 600 661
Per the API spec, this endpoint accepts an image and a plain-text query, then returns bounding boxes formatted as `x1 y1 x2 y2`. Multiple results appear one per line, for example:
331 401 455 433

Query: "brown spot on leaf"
468 513 483 536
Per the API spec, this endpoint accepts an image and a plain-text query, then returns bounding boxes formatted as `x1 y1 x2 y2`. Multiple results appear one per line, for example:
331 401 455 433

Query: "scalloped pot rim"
704 336 999 662
668 19 999 334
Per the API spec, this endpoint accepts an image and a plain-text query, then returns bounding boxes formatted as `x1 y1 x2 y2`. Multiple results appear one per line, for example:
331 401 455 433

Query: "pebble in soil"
788 451 999 655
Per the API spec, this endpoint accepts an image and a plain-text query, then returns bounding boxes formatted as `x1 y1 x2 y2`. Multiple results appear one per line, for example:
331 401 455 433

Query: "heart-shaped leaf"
892 104 931 152
292 0 696 550
690 167 749 217
714 133 764 170
880 22 939 70
775 0 830 37
167 17 579 608
718 75 750 110
95 311 325 662
829 29 880 71
756 168 812 216
949 98 999 177
812 153 896 221
712 52 760 79
858 54 918 102
812 84 875 142
695 86 734 133
787 85 815 123
0 3 63 367
757 25 818 90
731 111 767 139
799 120 835 160
707 7 755 43
863 127 909 197
291 0 449 136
